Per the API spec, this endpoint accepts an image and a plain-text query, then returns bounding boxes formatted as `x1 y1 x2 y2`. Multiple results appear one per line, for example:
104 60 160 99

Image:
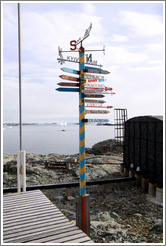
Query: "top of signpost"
76 23 92 46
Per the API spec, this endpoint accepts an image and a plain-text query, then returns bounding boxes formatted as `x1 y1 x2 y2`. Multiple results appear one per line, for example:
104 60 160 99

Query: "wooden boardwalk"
3 189 93 243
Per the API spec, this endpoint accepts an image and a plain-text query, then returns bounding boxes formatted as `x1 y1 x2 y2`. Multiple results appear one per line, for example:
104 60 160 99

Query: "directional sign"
85 84 112 90
85 66 102 70
83 89 113 94
85 109 110 114
82 119 109 123
84 88 104 94
58 82 79 87
85 105 113 109
61 67 79 75
86 79 105 83
61 66 102 75
56 87 79 92
84 68 110 74
84 74 104 79
59 75 79 82
84 99 106 104
84 94 105 98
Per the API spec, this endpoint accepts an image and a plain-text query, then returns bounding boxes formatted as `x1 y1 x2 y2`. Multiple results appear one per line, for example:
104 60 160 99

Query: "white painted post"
21 150 26 192
17 151 26 192
17 152 21 193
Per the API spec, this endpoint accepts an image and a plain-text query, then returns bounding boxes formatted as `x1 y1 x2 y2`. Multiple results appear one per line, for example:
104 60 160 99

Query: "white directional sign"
85 109 110 114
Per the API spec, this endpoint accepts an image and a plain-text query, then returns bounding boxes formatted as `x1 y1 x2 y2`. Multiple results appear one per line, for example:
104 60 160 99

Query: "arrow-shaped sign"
57 82 79 87
83 94 105 98
82 119 109 123
61 67 79 75
85 105 113 109
59 75 79 82
84 68 110 74
86 78 105 83
61 66 102 75
84 74 104 79
84 99 106 104
85 84 112 90
56 87 79 92
85 109 110 114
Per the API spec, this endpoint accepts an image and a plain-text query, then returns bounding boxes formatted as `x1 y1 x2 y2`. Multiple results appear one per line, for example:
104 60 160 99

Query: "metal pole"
18 3 22 151
79 43 86 232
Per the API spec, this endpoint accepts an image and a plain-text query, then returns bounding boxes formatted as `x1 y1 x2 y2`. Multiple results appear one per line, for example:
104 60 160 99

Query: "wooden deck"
3 189 93 243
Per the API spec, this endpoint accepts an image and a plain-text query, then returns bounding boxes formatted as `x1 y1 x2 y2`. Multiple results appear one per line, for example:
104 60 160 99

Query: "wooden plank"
3 216 69 233
4 224 75 243
3 204 59 218
27 226 79 243
3 200 51 212
3 198 51 208
3 190 93 244
67 237 94 243
3 194 49 205
48 233 87 243
3 190 44 200
3 190 42 198
3 210 62 224
41 230 84 243
3 212 65 228
3 220 73 240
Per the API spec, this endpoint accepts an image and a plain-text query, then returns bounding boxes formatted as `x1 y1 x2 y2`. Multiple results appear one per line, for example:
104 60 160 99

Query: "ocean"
3 124 115 155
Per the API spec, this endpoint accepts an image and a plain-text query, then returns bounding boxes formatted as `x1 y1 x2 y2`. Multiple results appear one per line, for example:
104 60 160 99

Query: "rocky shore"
3 139 163 243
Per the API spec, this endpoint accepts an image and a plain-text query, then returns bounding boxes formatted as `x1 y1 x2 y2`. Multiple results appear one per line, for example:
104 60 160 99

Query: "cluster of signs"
56 24 115 123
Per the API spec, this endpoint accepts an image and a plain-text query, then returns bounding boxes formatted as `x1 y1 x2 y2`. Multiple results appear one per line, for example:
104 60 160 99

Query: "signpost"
56 24 115 235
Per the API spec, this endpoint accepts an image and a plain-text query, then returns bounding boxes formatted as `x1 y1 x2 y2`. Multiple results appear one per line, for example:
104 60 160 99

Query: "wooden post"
76 194 90 236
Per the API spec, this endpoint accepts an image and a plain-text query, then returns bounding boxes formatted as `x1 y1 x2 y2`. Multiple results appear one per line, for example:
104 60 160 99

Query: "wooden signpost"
56 24 115 236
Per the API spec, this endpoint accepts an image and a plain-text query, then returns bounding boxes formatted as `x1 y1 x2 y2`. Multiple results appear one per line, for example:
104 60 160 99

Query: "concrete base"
123 167 129 177
129 170 135 178
76 194 90 236
156 187 163 203
141 178 149 193
135 174 142 187
148 183 157 197
120 164 124 173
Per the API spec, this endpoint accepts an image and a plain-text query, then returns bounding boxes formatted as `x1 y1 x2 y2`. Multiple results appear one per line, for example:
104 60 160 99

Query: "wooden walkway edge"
3 189 93 243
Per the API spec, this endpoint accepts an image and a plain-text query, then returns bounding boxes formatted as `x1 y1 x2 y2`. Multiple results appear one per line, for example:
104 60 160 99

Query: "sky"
2 1 165 123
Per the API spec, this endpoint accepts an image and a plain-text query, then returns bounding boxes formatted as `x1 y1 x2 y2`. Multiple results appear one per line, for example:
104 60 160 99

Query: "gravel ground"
42 182 163 244
3 153 163 243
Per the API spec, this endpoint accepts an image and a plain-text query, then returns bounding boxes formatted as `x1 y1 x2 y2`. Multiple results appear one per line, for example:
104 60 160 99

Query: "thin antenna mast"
18 3 22 151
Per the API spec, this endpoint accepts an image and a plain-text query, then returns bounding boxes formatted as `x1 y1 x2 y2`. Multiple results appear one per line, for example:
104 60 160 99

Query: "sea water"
3 124 114 155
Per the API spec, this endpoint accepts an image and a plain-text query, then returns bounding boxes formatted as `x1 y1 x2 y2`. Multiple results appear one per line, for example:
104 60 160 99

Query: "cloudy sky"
2 1 164 123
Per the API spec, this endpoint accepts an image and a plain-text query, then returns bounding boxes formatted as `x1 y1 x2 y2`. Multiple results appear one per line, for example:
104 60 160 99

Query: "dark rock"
86 139 123 155
150 219 163 233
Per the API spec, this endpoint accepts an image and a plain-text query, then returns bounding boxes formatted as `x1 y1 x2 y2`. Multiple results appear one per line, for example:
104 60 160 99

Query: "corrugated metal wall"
123 116 163 187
